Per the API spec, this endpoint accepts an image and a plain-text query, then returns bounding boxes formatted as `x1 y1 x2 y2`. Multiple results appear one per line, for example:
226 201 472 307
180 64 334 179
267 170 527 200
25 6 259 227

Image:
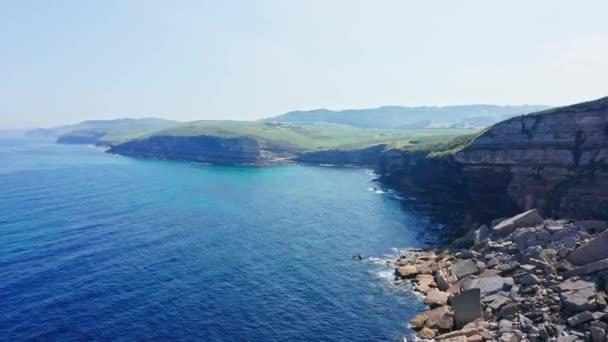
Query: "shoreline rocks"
394 209 608 341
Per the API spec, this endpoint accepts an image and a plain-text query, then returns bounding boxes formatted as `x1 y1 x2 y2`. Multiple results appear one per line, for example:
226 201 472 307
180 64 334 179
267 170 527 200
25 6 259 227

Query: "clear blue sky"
1 0 607 128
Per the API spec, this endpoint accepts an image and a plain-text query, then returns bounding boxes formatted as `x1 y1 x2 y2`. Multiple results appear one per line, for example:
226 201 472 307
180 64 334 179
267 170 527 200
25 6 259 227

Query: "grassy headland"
133 120 477 152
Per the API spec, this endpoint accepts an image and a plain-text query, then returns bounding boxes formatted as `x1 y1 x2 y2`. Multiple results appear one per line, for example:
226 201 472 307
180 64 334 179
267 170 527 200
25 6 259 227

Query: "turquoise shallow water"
0 137 432 341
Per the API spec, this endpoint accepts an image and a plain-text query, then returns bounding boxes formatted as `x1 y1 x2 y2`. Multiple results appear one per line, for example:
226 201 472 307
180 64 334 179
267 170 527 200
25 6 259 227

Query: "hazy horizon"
2 0 608 128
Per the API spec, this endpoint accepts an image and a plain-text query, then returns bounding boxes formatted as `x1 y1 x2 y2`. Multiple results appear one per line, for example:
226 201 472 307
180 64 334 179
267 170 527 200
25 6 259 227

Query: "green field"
136 120 477 151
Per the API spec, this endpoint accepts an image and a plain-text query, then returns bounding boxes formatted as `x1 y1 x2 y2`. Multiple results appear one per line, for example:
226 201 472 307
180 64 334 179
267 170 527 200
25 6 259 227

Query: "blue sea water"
0 137 433 341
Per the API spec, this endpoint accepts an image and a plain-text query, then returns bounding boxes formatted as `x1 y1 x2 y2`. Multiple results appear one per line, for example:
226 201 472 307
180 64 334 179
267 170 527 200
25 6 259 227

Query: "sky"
1 0 608 128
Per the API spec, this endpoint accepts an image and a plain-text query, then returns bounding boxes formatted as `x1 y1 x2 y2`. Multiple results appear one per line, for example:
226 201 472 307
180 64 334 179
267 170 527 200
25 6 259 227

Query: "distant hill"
26 118 179 145
264 105 552 129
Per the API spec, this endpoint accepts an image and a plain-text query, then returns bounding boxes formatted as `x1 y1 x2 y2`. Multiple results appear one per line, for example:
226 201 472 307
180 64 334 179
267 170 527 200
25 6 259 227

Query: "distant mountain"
26 118 179 145
265 105 553 129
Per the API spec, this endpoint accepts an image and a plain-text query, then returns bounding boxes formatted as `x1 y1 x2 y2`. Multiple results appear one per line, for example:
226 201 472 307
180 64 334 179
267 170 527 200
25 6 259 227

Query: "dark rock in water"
492 209 544 237
568 230 608 266
450 288 482 329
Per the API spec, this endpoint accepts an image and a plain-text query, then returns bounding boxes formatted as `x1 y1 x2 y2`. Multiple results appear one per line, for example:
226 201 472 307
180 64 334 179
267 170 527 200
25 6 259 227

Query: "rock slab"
492 209 543 237
567 229 608 266
450 288 482 329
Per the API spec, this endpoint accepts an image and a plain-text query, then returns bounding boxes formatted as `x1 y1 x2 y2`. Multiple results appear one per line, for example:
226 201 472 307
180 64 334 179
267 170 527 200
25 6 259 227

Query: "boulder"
451 230 476 249
417 260 438 274
566 311 593 326
474 225 491 245
564 258 608 278
452 259 479 279
568 230 608 266
410 312 428 329
500 332 522 342
425 306 455 330
559 278 597 312
516 273 540 286
465 276 514 296
591 326 606 342
466 334 483 342
414 283 432 294
492 209 543 237
553 227 588 249
577 219 608 234
499 303 520 319
511 227 551 251
416 274 436 286
424 289 451 306
488 296 511 310
518 314 533 333
418 327 437 339
436 269 451 291
435 328 479 340
450 289 482 329
396 265 418 278
441 336 467 342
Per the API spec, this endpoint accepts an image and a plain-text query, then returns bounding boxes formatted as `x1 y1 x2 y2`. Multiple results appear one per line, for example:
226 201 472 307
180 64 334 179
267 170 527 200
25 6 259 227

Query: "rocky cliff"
379 97 608 222
295 144 387 166
57 130 108 145
108 135 294 165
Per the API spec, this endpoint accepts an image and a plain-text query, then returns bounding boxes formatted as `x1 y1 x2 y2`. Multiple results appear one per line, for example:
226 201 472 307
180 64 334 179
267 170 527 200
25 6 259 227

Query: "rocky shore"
393 209 608 341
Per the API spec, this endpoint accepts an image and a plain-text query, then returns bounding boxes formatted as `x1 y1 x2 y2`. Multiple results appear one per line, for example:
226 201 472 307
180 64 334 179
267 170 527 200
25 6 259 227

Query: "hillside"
136 120 473 150
109 121 475 165
265 104 552 129
28 118 179 145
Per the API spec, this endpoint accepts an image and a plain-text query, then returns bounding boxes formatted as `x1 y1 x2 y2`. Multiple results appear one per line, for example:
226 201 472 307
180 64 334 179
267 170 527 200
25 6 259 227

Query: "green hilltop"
134 120 476 152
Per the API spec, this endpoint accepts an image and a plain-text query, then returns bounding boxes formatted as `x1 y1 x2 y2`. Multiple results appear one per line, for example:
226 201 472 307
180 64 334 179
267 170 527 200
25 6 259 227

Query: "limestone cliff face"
379 97 608 221
295 144 387 166
108 135 293 165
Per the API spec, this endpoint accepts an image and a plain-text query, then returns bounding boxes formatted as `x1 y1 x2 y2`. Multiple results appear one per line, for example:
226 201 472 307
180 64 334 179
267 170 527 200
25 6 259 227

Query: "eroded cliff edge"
378 96 608 221
108 135 294 165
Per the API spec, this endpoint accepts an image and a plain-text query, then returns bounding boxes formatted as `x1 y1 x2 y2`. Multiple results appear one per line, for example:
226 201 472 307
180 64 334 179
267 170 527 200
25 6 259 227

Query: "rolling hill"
264 104 552 129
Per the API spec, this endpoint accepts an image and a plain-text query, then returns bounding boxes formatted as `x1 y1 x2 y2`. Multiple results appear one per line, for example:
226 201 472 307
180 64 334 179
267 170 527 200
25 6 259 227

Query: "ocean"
0 137 433 341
